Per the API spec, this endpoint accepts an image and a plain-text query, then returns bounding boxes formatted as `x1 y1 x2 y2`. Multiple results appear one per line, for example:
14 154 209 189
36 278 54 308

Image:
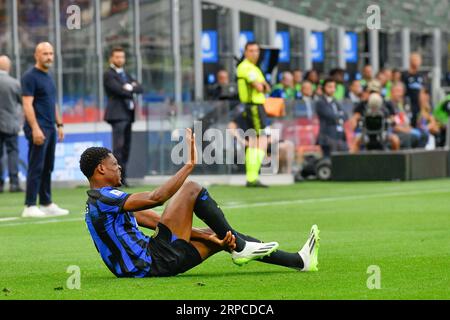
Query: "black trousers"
0 131 20 186
24 126 56 206
111 121 132 181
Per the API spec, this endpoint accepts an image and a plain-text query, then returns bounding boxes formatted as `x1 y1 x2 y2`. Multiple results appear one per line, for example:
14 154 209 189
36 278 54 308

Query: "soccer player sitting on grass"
79 129 320 278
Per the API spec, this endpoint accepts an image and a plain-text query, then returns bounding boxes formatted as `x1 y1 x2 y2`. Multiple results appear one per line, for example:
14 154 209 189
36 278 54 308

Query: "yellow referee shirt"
237 59 266 105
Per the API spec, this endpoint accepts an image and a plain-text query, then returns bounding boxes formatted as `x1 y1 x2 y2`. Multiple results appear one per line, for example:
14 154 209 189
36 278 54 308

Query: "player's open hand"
208 231 237 251
186 128 198 166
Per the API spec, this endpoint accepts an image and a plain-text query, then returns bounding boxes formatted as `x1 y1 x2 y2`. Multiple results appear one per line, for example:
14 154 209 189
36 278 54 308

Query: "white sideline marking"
0 217 19 222
224 188 449 209
0 187 448 228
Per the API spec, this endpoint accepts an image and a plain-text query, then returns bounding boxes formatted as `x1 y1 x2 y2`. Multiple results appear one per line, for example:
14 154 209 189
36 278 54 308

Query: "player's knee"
183 180 203 198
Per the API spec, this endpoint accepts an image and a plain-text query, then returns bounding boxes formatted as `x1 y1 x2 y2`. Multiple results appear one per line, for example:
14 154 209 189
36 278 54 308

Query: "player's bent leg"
159 180 202 241
193 188 279 266
234 224 320 271
234 231 304 269
147 222 203 277
190 239 223 261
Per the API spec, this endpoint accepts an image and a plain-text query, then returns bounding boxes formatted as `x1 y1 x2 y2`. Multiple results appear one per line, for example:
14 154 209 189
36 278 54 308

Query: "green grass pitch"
1 179 449 300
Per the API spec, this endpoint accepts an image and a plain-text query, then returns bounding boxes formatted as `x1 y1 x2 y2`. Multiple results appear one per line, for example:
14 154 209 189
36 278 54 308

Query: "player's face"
102 154 123 187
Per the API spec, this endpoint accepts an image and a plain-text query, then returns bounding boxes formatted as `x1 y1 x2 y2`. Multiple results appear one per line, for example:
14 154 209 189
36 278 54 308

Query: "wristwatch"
56 123 64 128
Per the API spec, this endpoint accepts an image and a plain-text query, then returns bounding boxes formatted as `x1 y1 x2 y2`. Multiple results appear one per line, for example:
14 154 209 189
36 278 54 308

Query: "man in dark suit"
103 46 143 187
315 78 349 157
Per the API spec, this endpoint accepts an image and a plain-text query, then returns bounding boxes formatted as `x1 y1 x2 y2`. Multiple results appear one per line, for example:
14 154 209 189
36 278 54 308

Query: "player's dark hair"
80 147 112 179
244 41 259 51
110 46 125 57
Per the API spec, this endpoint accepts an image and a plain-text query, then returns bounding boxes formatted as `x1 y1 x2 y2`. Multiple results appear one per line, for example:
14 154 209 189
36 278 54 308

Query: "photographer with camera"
349 80 400 153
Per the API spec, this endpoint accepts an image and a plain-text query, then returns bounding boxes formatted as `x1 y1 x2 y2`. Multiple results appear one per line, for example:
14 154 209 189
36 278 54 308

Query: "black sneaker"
246 180 269 188
9 185 24 193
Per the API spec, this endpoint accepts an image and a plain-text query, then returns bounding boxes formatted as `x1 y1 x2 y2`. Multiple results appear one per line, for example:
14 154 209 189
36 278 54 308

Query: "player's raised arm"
123 128 197 212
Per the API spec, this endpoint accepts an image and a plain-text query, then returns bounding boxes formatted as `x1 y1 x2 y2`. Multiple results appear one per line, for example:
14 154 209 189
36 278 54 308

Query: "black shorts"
233 104 268 135
147 223 202 277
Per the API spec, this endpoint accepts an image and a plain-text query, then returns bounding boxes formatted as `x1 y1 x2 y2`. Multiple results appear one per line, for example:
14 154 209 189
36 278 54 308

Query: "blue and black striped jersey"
85 187 152 278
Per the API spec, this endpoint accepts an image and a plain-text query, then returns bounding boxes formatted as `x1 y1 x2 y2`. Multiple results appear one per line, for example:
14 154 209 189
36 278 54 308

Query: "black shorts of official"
233 104 268 136
147 223 202 277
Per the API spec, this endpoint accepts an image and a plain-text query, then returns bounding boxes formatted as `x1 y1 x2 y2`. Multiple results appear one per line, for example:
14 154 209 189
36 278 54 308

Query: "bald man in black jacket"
104 47 143 187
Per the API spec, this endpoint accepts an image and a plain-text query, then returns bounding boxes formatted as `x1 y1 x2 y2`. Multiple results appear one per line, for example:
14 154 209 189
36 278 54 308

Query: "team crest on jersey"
110 190 124 197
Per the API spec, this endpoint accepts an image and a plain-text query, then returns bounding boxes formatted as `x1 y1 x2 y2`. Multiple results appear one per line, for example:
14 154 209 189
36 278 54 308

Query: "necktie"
119 71 127 82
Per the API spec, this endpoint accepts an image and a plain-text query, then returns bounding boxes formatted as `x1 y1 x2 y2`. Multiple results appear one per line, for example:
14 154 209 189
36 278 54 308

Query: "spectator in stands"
329 68 346 102
349 81 400 153
402 52 429 128
376 71 388 100
432 92 450 147
341 79 362 118
315 78 348 157
378 68 393 101
382 68 393 99
293 69 303 95
292 80 315 119
0 55 23 193
348 79 362 106
304 69 322 96
386 82 428 149
360 64 373 89
206 69 238 101
417 88 439 149
271 71 297 100
300 81 315 118
392 68 402 84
